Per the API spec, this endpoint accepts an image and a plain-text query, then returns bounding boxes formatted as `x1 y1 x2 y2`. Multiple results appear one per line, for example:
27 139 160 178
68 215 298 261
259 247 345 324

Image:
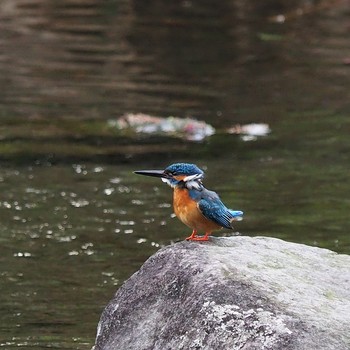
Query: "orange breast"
173 188 221 233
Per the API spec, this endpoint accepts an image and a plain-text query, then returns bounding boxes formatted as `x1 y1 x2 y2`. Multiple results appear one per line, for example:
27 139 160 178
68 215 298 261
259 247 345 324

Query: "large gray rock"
93 236 350 350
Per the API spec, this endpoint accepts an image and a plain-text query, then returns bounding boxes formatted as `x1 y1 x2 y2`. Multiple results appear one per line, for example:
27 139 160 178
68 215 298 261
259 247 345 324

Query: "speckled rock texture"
93 236 350 350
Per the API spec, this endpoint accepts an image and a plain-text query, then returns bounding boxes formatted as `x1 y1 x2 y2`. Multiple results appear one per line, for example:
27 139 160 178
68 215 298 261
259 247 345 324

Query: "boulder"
93 236 350 350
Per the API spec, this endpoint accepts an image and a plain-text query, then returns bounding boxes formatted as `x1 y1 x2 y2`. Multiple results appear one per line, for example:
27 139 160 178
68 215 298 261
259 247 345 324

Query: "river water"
0 0 349 348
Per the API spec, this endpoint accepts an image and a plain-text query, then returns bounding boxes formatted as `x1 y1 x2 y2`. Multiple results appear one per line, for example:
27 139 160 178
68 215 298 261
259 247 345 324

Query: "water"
1 0 350 348
0 165 157 348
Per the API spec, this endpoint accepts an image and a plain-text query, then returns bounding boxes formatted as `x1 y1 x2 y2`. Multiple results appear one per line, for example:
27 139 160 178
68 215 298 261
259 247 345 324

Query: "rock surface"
93 236 350 350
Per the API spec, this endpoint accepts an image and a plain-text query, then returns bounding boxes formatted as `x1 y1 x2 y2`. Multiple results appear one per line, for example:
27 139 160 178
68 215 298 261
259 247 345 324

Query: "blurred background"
0 0 349 348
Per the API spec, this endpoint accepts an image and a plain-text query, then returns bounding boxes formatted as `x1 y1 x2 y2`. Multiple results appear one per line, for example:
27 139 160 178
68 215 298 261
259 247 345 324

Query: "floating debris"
108 113 215 141
227 123 271 141
108 113 270 142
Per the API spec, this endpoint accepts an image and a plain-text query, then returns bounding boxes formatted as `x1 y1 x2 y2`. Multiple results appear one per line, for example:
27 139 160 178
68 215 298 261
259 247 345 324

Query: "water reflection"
1 0 349 121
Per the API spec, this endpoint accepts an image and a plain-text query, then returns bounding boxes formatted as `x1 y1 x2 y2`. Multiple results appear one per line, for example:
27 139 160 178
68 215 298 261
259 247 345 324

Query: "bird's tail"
229 210 243 228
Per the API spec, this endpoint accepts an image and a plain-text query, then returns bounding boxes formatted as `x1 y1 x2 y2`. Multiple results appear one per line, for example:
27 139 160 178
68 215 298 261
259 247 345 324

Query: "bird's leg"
187 231 211 241
185 229 198 241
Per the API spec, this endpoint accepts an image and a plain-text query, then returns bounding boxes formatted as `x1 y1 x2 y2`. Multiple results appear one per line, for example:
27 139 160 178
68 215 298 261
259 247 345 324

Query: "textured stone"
93 236 350 350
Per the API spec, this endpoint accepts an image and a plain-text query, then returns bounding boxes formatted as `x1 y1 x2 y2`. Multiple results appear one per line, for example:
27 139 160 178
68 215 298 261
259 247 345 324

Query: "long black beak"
134 169 168 178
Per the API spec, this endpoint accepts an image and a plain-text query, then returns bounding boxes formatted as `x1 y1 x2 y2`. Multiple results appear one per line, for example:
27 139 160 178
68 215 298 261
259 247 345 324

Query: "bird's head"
134 163 204 189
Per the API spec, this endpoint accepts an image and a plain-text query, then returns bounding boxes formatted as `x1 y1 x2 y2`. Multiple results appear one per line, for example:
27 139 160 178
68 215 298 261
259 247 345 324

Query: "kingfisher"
134 163 243 241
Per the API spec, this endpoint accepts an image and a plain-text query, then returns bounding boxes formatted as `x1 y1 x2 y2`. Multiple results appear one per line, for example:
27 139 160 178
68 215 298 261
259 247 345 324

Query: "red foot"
186 231 210 241
186 236 210 241
185 229 198 241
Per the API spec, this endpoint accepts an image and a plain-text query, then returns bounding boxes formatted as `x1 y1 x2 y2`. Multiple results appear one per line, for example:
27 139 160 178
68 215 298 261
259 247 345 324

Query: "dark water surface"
1 0 350 348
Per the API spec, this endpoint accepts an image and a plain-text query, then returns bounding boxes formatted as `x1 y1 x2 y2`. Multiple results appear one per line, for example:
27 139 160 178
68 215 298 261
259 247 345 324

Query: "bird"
134 163 243 241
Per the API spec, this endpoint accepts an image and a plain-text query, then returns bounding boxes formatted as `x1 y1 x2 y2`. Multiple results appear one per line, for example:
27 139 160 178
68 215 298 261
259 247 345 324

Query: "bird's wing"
197 189 243 229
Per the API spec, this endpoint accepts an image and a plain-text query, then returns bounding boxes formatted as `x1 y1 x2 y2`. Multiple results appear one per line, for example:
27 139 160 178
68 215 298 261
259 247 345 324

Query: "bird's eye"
164 170 175 177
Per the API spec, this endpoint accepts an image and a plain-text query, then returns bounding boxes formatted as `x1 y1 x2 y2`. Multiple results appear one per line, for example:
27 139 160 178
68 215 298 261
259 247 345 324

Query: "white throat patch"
161 177 175 188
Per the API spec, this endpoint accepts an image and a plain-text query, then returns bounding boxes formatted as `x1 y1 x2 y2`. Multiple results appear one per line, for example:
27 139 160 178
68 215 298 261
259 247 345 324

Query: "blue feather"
229 210 243 220
165 163 204 176
193 188 243 229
